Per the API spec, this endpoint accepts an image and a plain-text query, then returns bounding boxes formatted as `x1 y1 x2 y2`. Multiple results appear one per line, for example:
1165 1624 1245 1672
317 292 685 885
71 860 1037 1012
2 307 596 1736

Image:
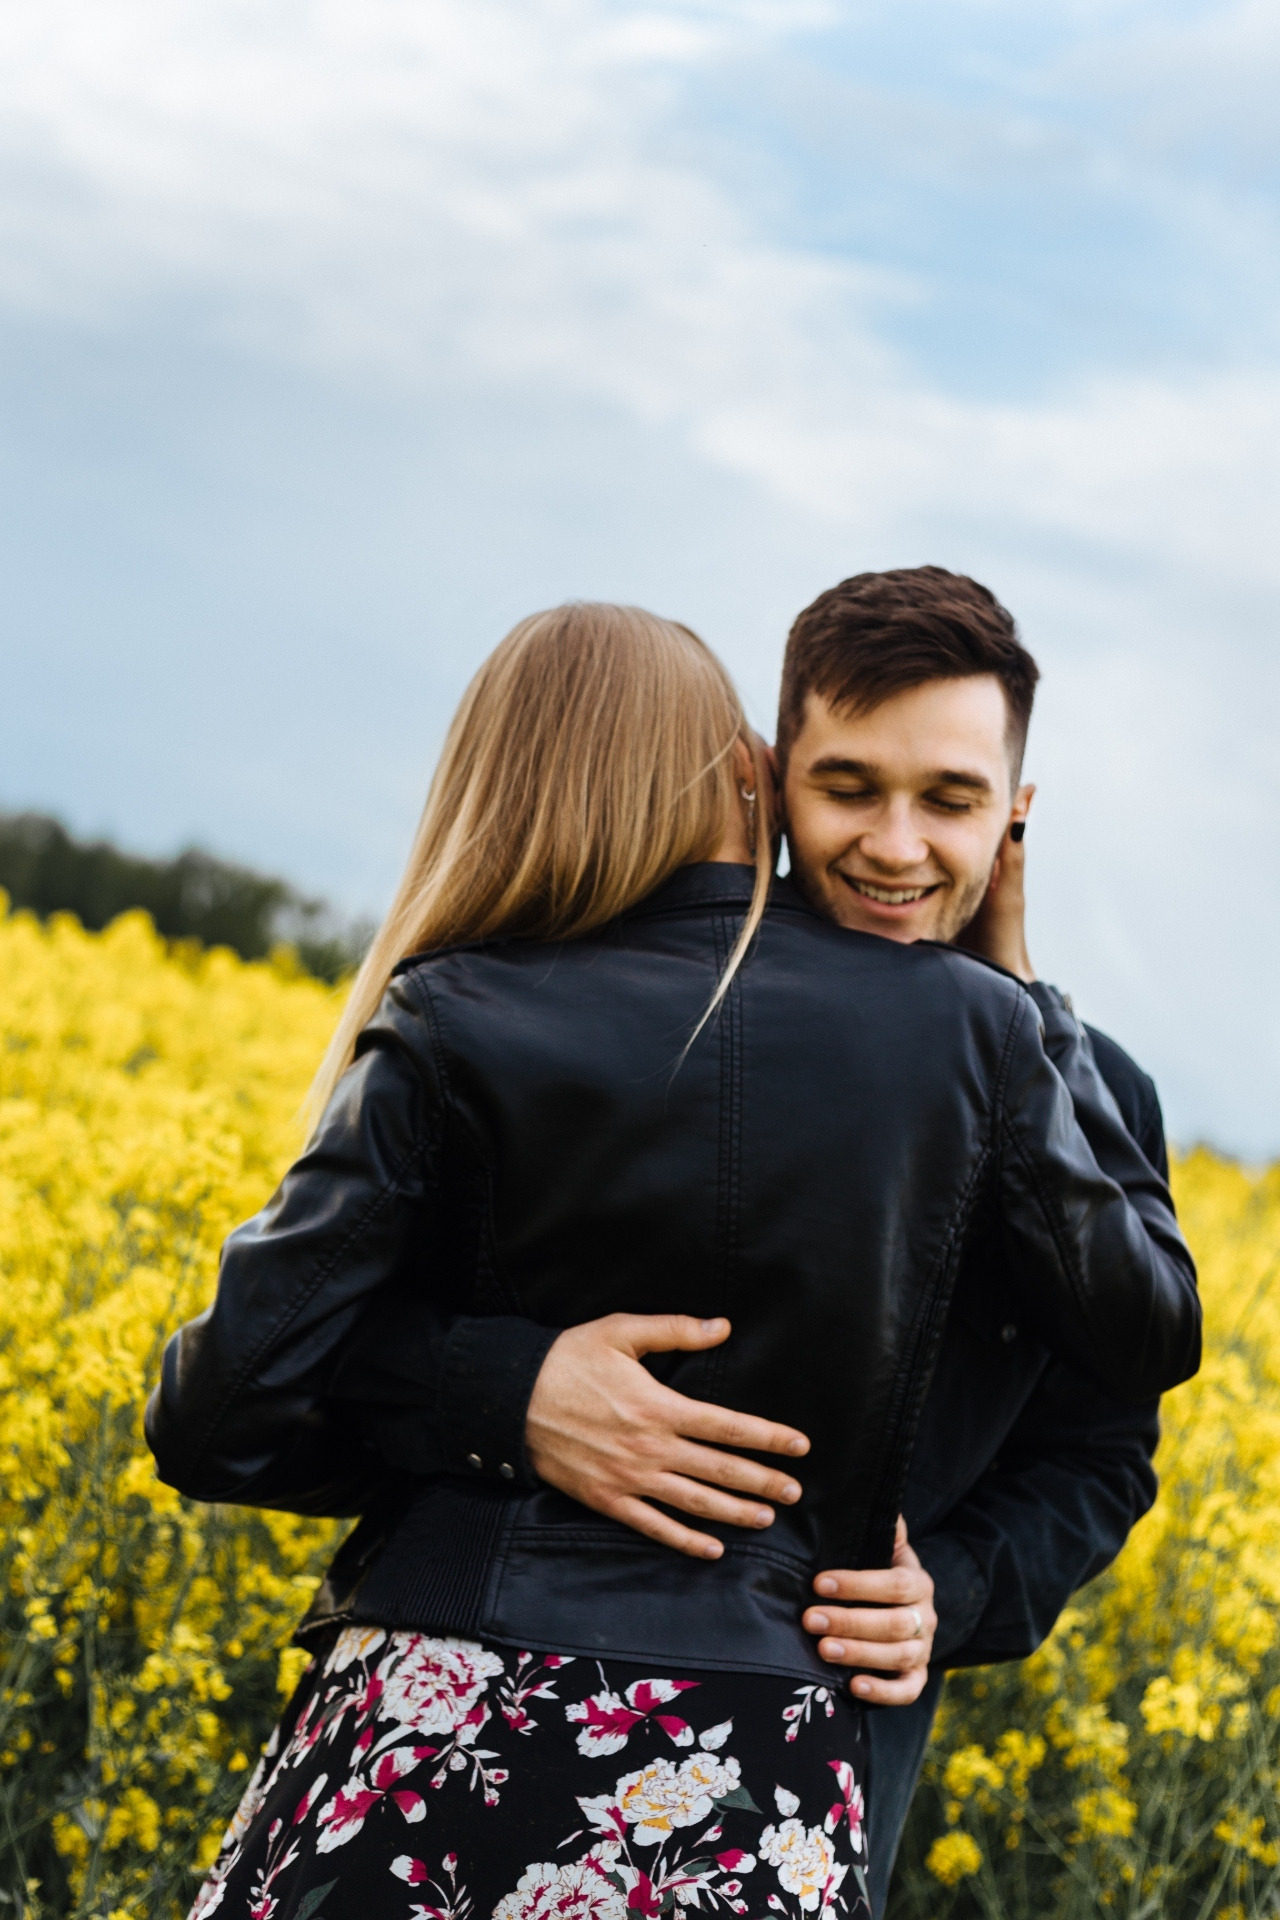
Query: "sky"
1 0 1278 1154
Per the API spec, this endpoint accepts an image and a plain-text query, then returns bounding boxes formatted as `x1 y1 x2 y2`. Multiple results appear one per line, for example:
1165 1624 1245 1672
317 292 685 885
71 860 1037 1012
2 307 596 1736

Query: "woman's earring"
740 786 757 857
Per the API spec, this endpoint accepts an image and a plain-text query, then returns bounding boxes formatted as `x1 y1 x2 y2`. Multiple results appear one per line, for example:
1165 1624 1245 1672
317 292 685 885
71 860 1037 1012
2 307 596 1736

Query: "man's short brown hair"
777 566 1040 773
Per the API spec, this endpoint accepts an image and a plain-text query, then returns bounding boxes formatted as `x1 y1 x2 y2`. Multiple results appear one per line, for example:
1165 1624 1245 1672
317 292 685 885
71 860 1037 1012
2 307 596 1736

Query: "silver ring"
910 1608 923 1640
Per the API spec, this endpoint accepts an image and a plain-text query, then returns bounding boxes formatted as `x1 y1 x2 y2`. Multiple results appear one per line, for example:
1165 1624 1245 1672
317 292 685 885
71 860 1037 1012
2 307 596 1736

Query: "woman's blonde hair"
308 602 773 1126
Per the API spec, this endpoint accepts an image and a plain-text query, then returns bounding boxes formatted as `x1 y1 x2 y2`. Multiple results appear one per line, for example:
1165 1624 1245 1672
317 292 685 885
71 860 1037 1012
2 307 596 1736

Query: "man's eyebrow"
806 755 994 793
930 769 994 793
806 756 877 778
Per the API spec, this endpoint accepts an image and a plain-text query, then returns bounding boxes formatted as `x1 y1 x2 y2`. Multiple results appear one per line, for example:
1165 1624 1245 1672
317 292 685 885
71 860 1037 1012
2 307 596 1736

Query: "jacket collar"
624 862 815 920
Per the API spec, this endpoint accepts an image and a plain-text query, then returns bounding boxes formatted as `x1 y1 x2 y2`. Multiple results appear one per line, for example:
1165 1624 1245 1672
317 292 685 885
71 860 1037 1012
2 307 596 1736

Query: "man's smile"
839 874 944 908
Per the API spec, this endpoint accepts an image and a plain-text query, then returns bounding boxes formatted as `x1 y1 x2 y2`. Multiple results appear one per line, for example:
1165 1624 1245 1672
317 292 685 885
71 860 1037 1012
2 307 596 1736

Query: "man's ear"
1012 781 1036 824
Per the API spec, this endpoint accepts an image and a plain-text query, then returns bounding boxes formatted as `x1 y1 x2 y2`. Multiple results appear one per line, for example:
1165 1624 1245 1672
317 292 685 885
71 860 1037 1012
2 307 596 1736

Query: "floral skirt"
191 1628 870 1920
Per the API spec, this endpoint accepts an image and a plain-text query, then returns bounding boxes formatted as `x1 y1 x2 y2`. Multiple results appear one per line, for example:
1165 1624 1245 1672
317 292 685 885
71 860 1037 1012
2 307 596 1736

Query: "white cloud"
1 0 1275 604
2 0 1278 1146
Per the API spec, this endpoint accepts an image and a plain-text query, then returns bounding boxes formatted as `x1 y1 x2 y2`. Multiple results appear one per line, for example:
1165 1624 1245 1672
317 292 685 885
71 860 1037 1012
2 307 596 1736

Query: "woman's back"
150 860 1194 1680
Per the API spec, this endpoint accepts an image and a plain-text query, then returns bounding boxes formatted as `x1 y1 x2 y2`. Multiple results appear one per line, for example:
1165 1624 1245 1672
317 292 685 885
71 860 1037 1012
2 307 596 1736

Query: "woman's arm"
146 977 449 1513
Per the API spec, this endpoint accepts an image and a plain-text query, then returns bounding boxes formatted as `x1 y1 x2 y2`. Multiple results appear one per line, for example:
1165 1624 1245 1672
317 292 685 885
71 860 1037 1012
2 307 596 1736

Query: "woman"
148 603 1196 1920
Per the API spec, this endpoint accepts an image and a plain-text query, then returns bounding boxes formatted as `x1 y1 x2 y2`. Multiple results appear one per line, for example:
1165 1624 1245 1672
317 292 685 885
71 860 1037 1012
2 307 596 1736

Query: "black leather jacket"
146 864 1199 1681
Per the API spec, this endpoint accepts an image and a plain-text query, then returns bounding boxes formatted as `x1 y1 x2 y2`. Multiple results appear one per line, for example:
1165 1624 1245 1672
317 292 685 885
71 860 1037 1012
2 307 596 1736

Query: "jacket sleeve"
996 983 1199 1399
144 973 556 1515
918 995 1172 1664
918 1363 1159 1667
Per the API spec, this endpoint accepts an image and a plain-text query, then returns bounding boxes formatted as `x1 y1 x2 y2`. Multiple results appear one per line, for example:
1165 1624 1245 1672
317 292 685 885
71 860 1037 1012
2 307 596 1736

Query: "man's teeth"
850 880 933 905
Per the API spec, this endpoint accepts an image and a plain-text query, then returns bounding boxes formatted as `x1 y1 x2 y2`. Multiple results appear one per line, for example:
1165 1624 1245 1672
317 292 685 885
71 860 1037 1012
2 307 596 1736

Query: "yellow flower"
926 1831 983 1885
277 1645 313 1698
0 903 344 1914
1074 1789 1138 1841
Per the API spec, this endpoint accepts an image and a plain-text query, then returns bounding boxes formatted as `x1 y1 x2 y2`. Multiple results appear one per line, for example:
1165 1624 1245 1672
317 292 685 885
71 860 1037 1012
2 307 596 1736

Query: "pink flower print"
499 1651 577 1734
567 1677 700 1758
293 1774 330 1828
378 1636 505 1739
493 1851 627 1920
392 1848 474 1920
715 1850 756 1873
824 1760 864 1855
392 1789 428 1823
394 1858 434 1886
315 1744 433 1853
623 1868 660 1918
781 1686 836 1745
245 1815 302 1920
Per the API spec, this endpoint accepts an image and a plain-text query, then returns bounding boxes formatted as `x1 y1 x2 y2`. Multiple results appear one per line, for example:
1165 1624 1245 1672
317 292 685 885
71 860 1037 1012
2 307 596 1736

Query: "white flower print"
698 1720 733 1752
377 1635 505 1738
325 1625 386 1674
189 1635 870 1920
759 1819 847 1913
580 1752 744 1847
493 1850 628 1920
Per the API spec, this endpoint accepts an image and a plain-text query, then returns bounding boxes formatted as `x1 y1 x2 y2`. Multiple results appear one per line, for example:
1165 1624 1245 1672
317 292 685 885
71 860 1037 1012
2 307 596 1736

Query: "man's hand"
954 784 1036 982
526 1313 810 1561
802 1518 937 1705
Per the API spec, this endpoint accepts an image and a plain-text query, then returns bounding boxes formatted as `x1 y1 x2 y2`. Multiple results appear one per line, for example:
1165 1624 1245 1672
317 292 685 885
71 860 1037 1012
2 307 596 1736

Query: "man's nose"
858 805 930 871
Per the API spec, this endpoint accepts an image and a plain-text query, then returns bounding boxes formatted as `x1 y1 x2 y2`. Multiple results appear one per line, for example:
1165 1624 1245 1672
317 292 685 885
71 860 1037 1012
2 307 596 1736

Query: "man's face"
782 676 1019 945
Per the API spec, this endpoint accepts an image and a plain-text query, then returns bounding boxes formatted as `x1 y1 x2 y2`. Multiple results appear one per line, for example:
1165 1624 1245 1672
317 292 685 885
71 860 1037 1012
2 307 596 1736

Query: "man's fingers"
607 1496 725 1561
670 1441 803 1505
610 1312 732 1358
648 1472 777 1532
803 1604 933 1645
847 1669 931 1707
677 1397 810 1460
813 1633 931 1674
812 1566 932 1607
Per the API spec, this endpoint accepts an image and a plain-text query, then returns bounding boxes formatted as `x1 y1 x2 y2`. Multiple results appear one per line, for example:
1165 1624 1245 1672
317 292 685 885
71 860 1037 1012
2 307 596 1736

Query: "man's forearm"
913 1369 1159 1668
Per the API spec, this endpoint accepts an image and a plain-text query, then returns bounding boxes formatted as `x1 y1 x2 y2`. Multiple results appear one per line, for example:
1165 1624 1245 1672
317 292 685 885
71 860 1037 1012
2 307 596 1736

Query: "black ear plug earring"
1010 821 1026 843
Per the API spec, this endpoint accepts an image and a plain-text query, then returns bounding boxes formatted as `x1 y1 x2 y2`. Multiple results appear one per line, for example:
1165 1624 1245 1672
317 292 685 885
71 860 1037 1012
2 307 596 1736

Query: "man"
517 568 1175 1911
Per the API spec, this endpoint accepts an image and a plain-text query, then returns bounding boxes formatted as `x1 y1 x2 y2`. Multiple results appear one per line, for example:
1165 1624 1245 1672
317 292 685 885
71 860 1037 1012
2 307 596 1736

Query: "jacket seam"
706 912 742 1400
992 987 1028 1117
863 1136 995 1568
998 985 1094 1310
504 1527 810 1574
406 967 524 1320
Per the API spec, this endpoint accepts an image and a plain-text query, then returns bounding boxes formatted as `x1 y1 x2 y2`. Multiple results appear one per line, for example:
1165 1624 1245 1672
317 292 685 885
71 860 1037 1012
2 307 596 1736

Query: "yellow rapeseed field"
1 902 1276 1918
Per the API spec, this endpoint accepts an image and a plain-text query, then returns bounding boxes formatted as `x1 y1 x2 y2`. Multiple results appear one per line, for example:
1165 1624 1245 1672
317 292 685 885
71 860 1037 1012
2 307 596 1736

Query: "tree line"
0 813 370 982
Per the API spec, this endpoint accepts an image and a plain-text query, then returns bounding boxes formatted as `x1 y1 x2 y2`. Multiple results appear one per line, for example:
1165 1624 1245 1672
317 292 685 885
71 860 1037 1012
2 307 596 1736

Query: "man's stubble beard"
932 861 997 947
786 849 997 948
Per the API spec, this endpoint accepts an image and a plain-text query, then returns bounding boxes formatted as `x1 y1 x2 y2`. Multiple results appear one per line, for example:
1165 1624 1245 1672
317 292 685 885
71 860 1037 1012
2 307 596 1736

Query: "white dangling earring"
740 785 757 857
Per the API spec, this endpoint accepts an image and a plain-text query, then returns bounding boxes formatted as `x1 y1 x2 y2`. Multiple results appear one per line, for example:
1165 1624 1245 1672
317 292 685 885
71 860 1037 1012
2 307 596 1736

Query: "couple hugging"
149 566 1199 1920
